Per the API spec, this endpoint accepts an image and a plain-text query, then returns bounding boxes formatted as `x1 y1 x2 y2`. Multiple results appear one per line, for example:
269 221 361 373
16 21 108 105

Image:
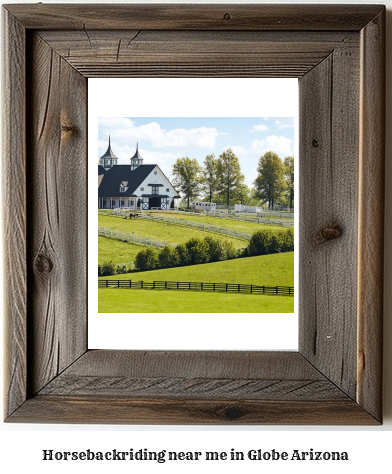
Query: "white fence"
235 204 262 213
98 226 168 249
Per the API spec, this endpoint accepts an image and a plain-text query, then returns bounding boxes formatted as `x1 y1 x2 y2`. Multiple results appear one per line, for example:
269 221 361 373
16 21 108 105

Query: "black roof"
100 136 118 159
130 142 143 161
98 164 156 197
98 165 106 175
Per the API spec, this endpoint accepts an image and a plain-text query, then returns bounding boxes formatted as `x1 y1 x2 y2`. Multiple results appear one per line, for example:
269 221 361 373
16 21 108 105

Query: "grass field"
98 212 294 313
98 288 294 313
99 210 287 236
151 210 292 231
98 236 143 264
99 252 294 287
98 214 244 248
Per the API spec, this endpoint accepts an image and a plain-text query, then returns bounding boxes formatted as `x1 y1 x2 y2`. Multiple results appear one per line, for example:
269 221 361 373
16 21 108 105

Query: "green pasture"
160 210 294 228
153 211 291 231
99 252 294 287
98 211 294 313
98 288 294 313
98 214 244 248
98 236 141 265
98 210 288 239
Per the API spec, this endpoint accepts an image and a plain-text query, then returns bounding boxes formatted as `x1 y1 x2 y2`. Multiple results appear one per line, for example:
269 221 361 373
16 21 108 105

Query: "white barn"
98 138 180 210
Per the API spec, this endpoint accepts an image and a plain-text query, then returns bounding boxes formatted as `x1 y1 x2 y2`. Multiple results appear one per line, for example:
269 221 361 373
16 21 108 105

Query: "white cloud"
98 117 135 130
153 127 219 149
251 124 269 132
110 145 134 164
100 121 164 146
98 135 181 167
223 145 249 159
161 165 175 181
140 149 180 166
250 135 292 158
129 122 164 143
99 118 220 151
245 168 259 188
274 118 294 129
223 135 292 162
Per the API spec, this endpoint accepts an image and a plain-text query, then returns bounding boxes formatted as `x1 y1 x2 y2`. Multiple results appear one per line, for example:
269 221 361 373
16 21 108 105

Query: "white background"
1 0 391 473
89 78 299 351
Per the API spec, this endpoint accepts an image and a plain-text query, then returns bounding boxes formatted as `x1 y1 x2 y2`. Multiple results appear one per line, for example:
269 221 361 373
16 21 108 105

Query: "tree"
279 227 294 252
99 261 116 276
135 248 158 271
185 238 209 265
247 228 294 256
175 243 191 266
216 148 245 207
158 245 179 268
203 236 235 262
284 156 294 209
202 154 219 203
253 151 286 210
247 229 276 256
172 157 203 208
230 183 260 207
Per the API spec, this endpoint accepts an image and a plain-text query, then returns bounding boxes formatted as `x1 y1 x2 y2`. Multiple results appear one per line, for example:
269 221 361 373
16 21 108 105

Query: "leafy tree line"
98 262 130 277
254 153 294 210
98 228 294 276
246 228 294 256
135 228 293 272
172 149 246 208
135 236 238 271
172 149 294 210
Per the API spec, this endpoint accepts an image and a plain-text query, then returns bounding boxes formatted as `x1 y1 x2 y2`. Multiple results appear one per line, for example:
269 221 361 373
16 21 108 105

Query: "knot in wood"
34 252 53 274
223 405 244 420
61 124 77 134
315 225 342 244
223 13 231 21
312 139 319 148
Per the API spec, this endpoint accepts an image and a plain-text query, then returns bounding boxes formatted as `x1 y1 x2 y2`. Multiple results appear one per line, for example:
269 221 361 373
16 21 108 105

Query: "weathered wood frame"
3 4 384 424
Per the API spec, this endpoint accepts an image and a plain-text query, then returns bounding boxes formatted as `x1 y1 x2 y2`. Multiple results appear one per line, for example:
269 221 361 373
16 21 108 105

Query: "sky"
98 116 295 188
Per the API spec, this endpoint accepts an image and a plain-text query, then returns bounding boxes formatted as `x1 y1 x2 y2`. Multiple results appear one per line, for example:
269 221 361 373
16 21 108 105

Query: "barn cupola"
130 142 144 170
99 136 118 170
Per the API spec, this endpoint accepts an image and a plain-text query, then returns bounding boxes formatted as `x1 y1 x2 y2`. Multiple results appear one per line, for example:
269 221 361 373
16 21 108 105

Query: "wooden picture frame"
3 4 384 424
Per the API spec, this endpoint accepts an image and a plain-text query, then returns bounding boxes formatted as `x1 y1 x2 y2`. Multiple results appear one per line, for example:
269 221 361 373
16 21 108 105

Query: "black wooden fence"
98 279 294 297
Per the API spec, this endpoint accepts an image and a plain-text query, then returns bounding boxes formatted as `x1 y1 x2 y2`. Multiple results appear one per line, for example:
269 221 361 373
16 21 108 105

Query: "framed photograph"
91 81 297 351
3 4 384 424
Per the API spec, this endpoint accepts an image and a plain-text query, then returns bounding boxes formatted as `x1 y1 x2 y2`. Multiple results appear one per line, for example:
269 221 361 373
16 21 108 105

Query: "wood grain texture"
27 33 87 395
357 10 385 422
2 9 27 419
2 4 384 425
38 351 346 400
39 377 347 400
9 396 379 425
299 40 360 400
39 30 358 78
56 350 325 379
4 4 383 31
